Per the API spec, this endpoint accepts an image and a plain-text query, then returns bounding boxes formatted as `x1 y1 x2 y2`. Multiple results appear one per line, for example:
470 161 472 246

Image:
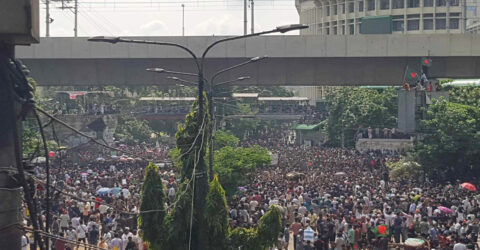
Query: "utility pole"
0 44 22 250
244 0 247 35
182 4 185 36
74 0 78 37
251 0 254 34
46 0 50 37
464 0 467 33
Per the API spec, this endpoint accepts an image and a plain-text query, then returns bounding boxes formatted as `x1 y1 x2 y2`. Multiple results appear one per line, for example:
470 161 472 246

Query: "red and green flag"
371 224 390 238
404 66 420 84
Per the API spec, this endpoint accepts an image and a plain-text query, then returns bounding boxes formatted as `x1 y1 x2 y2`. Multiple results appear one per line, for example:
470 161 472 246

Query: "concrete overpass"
15 34 480 86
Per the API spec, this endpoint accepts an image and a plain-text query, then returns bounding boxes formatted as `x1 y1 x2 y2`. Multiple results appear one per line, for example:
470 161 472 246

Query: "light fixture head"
87 36 121 44
275 24 309 33
146 68 165 73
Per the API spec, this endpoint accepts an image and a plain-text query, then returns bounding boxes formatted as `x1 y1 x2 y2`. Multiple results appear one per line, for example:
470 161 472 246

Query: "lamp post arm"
210 60 252 86
200 29 276 69
117 38 201 72
164 70 199 77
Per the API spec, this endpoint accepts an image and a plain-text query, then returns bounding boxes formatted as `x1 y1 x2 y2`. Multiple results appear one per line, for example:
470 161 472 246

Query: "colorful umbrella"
96 188 111 195
371 225 389 238
461 182 477 192
438 206 452 214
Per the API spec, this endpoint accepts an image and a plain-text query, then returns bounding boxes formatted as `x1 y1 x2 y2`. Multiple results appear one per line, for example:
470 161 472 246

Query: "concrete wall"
356 138 414 153
15 34 480 86
397 90 417 133
50 114 118 148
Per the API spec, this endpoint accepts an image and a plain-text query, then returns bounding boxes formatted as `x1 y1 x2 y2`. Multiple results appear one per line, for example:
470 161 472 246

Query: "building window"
424 19 434 29
393 0 404 9
423 13 434 17
326 28 330 35
450 12 460 17
341 3 346 14
326 6 330 16
408 0 420 7
334 4 338 15
367 0 375 10
424 0 434 6
436 18 446 29
449 0 459 6
407 20 420 30
380 0 390 9
349 2 355 12
393 20 404 31
359 0 364 11
450 18 459 29
436 0 446 6
350 24 355 34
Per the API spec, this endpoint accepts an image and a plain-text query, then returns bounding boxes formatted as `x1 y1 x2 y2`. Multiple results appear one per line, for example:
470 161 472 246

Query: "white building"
296 0 480 35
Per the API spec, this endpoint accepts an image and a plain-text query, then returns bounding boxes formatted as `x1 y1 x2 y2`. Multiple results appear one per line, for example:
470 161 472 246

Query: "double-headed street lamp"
88 23 307 249
147 55 265 181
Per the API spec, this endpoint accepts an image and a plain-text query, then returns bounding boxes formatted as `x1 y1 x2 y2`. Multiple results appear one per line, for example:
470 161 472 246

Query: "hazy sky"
41 0 299 37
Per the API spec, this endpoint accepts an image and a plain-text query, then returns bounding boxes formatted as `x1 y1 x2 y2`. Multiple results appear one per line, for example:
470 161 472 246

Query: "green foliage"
164 180 193 250
115 115 153 143
414 99 480 180
229 205 283 250
325 87 397 147
386 159 422 181
175 97 210 180
168 148 182 171
214 145 271 195
229 227 258 249
139 163 166 248
205 175 229 250
449 86 480 108
255 205 283 248
214 130 239 150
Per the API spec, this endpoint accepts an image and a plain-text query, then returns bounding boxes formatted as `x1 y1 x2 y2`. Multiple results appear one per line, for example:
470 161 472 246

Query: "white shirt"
453 243 467 250
76 224 87 239
71 217 80 228
21 235 28 250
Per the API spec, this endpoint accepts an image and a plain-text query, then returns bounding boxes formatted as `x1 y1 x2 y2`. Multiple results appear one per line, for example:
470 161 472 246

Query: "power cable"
34 106 155 162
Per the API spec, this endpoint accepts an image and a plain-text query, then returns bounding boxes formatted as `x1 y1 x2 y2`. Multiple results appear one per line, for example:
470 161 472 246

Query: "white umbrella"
334 171 347 176
31 157 46 164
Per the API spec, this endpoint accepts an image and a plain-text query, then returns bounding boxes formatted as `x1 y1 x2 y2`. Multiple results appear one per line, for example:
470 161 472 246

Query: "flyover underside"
22 56 480 86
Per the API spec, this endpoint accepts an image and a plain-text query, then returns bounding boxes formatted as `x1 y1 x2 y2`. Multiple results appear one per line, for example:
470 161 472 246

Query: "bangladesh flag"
371 225 390 238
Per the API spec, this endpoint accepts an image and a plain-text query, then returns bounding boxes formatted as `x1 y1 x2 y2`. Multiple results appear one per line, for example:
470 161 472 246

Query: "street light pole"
251 0 254 34
182 4 185 36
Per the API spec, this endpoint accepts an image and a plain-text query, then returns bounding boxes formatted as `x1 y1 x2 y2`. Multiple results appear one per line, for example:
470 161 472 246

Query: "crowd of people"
26 142 173 250
229 134 480 250
24 125 480 250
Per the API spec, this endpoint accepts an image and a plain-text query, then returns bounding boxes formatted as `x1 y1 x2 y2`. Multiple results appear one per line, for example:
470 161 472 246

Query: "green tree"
115 116 153 143
229 205 283 250
164 180 193 250
171 97 210 250
325 87 397 147
138 162 166 249
213 130 239 150
414 99 480 180
205 175 229 250
449 86 480 108
214 145 271 195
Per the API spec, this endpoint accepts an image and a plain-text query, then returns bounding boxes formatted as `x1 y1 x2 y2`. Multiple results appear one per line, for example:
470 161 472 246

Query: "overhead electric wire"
34 106 154 162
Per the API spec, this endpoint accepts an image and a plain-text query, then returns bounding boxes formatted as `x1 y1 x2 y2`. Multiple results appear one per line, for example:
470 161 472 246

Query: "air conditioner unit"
0 0 39 45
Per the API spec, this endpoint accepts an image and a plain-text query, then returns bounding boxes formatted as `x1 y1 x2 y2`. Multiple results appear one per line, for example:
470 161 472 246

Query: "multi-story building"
296 0 480 35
